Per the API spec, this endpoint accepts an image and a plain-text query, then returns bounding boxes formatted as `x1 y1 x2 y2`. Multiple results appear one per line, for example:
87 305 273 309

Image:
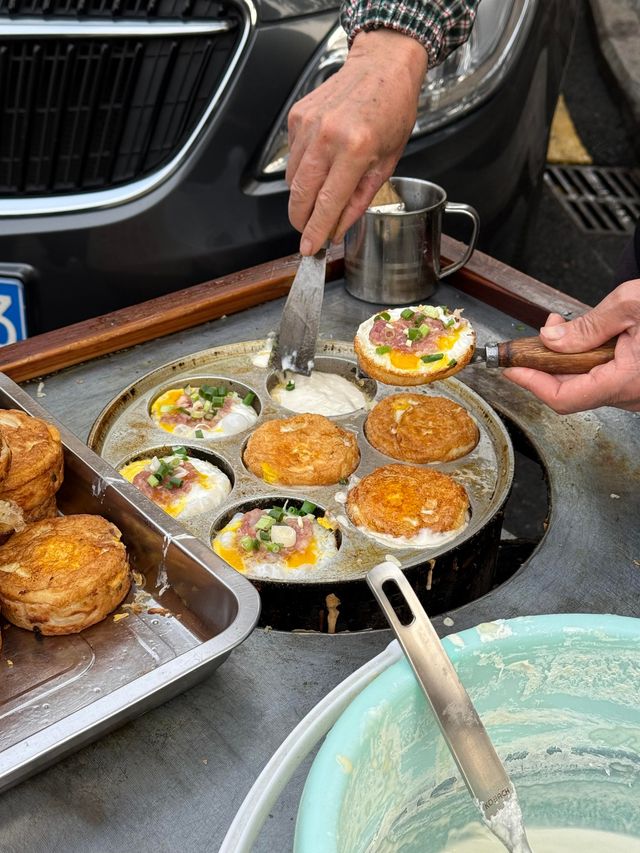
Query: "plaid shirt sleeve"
340 0 480 67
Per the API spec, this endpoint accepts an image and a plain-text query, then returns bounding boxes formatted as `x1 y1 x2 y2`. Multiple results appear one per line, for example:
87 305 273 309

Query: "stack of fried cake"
0 411 131 636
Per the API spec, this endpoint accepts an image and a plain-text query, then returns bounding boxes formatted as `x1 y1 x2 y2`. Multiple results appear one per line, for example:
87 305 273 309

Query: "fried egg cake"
0 410 63 521
0 514 131 635
354 305 475 386
120 446 231 519
0 431 11 485
213 501 338 580
346 464 469 548
365 394 479 463
243 414 360 486
151 383 258 439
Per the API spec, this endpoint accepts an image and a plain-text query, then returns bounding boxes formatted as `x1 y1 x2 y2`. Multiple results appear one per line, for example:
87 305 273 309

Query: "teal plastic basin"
295 615 640 852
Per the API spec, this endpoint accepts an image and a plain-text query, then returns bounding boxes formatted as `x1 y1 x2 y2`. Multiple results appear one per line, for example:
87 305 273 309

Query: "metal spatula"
268 245 327 376
367 562 532 853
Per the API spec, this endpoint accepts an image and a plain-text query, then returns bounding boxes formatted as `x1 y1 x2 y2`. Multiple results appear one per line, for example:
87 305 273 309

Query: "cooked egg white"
151 388 258 439
212 511 339 580
354 514 469 549
271 372 367 416
120 456 231 519
356 305 474 377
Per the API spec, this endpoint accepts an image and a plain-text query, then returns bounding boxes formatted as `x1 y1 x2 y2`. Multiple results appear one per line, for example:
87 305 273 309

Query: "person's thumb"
540 280 640 353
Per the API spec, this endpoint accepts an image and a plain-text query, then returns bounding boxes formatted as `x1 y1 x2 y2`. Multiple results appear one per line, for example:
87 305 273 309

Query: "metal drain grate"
544 165 640 234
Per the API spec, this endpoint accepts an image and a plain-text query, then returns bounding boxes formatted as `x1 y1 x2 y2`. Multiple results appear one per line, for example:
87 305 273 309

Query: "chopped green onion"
418 324 430 337
407 327 422 341
176 407 190 415
286 380 295 391
173 446 188 457
216 386 228 397
159 404 175 413
169 476 183 487
375 345 391 355
338 477 348 486
445 318 456 328
240 536 258 552
448 358 458 368
147 474 160 487
400 308 415 320
265 542 281 553
170 457 182 468
203 400 212 412
374 311 391 321
243 391 256 406
421 353 444 363
258 529 270 541
268 507 285 521
423 306 441 319
299 500 316 515
413 313 425 326
255 515 275 530
212 396 226 407
195 429 204 438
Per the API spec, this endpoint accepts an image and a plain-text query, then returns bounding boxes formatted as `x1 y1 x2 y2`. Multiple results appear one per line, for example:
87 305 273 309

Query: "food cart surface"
0 259 638 853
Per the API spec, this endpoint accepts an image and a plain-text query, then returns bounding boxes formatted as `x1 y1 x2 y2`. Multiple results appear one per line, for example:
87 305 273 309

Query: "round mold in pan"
88 339 514 631
116 444 236 521
266 355 377 418
209 495 342 584
147 376 261 441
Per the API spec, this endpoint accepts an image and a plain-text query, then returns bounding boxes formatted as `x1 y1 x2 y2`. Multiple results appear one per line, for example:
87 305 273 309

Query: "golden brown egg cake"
0 499 26 546
346 464 469 544
365 394 479 463
0 410 63 521
243 414 360 486
0 514 131 635
354 305 475 386
0 431 11 485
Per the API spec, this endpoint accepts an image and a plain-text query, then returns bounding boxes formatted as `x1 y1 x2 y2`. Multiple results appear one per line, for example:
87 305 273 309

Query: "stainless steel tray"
88 340 514 583
0 373 260 793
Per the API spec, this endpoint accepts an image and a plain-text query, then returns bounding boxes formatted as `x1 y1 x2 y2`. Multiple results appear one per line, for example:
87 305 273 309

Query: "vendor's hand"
287 29 428 255
503 280 640 413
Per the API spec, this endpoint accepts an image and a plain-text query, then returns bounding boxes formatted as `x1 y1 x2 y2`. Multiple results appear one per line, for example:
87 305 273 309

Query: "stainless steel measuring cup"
344 177 480 305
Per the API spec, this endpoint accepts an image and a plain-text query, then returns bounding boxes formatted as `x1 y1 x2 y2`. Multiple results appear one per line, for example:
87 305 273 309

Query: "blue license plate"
0 277 27 344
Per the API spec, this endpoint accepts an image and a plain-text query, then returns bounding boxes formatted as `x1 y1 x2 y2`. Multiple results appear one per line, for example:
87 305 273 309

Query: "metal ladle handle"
366 562 522 826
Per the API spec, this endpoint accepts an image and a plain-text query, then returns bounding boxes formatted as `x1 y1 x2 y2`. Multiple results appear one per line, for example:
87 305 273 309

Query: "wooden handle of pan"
497 336 617 373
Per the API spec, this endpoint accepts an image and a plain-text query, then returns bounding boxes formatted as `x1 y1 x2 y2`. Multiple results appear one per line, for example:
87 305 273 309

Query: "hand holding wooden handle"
497 336 616 374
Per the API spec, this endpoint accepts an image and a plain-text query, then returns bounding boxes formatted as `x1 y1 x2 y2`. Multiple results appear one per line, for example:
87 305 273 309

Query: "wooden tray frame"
0 237 588 382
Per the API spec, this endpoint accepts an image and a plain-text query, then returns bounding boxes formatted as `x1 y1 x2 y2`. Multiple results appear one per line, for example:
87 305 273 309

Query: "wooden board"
0 239 588 382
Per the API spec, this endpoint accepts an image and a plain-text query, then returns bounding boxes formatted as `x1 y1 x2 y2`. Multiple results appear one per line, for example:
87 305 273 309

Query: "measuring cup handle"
440 203 480 279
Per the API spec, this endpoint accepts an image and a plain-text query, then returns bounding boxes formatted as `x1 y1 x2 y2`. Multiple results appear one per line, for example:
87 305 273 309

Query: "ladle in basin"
367 562 533 853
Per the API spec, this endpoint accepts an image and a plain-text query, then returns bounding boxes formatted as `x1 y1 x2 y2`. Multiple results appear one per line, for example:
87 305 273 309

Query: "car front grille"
0 4 245 199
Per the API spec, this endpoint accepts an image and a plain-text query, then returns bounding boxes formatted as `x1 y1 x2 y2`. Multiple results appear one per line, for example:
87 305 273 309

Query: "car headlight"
258 0 536 178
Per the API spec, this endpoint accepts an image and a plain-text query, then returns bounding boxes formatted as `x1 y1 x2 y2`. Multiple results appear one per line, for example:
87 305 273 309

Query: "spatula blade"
269 247 327 376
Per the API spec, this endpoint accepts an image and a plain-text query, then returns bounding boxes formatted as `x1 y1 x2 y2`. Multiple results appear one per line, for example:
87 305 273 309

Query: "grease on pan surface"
365 394 479 463
355 305 475 385
88 341 513 583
